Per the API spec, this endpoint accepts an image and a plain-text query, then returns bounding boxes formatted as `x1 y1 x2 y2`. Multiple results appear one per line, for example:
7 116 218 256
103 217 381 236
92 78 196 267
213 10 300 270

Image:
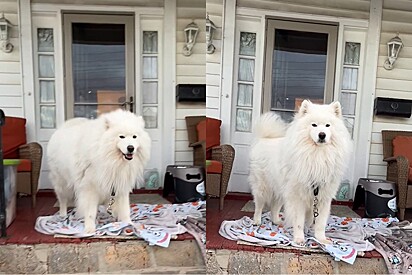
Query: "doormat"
240 200 360 218
36 200 206 248
53 193 170 207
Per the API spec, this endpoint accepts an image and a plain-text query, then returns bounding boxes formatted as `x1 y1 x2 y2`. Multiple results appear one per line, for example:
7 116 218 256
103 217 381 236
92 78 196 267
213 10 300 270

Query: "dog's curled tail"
254 112 287 138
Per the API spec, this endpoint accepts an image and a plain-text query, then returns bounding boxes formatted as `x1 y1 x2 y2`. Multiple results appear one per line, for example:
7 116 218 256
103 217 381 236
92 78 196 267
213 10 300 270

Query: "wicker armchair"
17 143 42 207
196 118 235 210
3 117 43 207
185 116 206 166
382 130 412 220
206 144 235 210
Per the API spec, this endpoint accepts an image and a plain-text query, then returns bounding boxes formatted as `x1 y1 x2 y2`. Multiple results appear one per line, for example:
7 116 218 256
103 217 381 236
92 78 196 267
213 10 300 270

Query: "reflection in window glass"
143 106 158 128
40 80 55 103
71 23 126 116
344 42 360 65
40 106 56 128
236 109 252 132
240 32 256 56
344 117 354 138
271 29 327 111
237 84 253 107
238 58 255 82
143 82 158 104
342 68 358 90
38 28 54 52
341 92 357 116
143 57 158 79
143 31 158 53
39 55 55 78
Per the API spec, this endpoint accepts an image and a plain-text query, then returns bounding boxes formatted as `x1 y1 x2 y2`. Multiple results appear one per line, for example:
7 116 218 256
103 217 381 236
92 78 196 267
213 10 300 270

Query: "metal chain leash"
107 189 116 215
107 197 115 215
313 186 319 224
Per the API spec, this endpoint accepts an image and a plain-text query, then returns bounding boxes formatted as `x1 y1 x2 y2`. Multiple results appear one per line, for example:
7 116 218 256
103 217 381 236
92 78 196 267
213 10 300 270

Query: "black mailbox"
374 97 412 118
176 84 206 102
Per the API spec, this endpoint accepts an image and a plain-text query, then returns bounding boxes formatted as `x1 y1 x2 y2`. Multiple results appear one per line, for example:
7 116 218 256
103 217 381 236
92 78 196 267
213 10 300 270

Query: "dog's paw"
253 217 262 226
293 237 306 247
271 215 281 225
84 224 96 234
316 237 332 245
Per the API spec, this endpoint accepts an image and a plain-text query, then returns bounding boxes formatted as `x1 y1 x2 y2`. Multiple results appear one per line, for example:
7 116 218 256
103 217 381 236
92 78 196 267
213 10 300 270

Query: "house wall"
175 0 206 165
0 0 23 118
368 0 412 180
206 0 223 119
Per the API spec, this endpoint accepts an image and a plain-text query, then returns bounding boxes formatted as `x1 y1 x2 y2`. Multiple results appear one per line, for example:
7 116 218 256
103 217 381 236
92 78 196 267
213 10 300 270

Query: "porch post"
0 109 6 237
219 0 236 144
162 0 177 169
18 0 36 142
353 0 383 192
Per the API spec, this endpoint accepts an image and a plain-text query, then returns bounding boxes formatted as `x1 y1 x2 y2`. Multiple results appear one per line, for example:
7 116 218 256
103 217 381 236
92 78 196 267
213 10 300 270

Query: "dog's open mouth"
123 153 133 160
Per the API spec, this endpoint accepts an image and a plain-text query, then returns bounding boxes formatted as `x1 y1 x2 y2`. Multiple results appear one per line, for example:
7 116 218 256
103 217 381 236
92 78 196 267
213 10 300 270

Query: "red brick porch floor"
206 194 412 258
0 190 194 245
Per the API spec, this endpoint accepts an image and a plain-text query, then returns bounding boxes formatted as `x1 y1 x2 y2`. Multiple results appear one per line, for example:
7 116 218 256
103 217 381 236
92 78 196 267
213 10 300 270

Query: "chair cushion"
207 160 222 174
2 117 27 159
393 136 412 182
197 118 221 151
17 159 32 172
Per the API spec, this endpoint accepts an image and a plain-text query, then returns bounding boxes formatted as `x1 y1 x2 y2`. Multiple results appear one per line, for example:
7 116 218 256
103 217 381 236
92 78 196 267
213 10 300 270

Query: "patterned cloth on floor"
372 221 412 274
219 212 398 264
35 201 205 248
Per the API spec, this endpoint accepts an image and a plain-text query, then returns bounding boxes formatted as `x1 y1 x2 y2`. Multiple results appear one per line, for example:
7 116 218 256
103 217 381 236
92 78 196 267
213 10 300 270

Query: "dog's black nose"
127 145 134 153
318 132 326 140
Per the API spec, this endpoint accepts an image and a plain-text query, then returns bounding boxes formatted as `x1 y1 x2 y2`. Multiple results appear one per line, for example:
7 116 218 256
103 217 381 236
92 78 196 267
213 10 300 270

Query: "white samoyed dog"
47 109 151 233
249 100 352 245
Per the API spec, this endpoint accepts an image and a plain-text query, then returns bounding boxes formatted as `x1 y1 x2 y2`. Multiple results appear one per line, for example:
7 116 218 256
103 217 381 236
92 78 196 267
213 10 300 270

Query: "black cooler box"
163 165 206 203
356 178 397 218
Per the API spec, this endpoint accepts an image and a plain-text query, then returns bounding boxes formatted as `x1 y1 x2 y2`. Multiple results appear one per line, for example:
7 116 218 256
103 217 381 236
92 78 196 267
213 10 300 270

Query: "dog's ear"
104 116 111 129
330 101 342 118
297 100 311 117
137 116 146 128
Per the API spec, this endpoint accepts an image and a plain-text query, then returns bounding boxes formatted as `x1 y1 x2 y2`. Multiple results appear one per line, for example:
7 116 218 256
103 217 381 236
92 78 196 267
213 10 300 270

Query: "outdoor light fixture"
206 13 217 54
384 33 403 70
183 21 199 56
0 13 13 53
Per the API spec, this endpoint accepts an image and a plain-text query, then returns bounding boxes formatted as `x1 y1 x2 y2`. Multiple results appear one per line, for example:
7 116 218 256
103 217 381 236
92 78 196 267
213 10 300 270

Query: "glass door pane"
71 23 126 118
64 14 134 119
265 20 337 122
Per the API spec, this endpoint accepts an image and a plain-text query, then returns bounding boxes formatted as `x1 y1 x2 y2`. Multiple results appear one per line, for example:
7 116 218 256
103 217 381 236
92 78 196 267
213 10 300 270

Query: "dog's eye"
326 124 330 127
133 135 137 139
312 123 317 127
119 135 125 139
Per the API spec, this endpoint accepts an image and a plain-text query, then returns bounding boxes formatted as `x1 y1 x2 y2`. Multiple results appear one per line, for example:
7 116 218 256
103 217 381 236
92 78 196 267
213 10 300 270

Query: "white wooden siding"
31 0 164 6
0 1 23 117
206 0 223 119
368 0 412 179
175 1 206 165
236 0 370 19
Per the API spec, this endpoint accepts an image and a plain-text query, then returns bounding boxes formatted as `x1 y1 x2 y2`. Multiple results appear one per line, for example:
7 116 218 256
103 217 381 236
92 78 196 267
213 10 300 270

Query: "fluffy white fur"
47 109 151 233
249 100 352 244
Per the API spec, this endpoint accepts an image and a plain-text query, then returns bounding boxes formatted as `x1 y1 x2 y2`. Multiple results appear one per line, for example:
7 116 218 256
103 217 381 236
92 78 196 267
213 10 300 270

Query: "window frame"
263 19 338 114
63 13 135 119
